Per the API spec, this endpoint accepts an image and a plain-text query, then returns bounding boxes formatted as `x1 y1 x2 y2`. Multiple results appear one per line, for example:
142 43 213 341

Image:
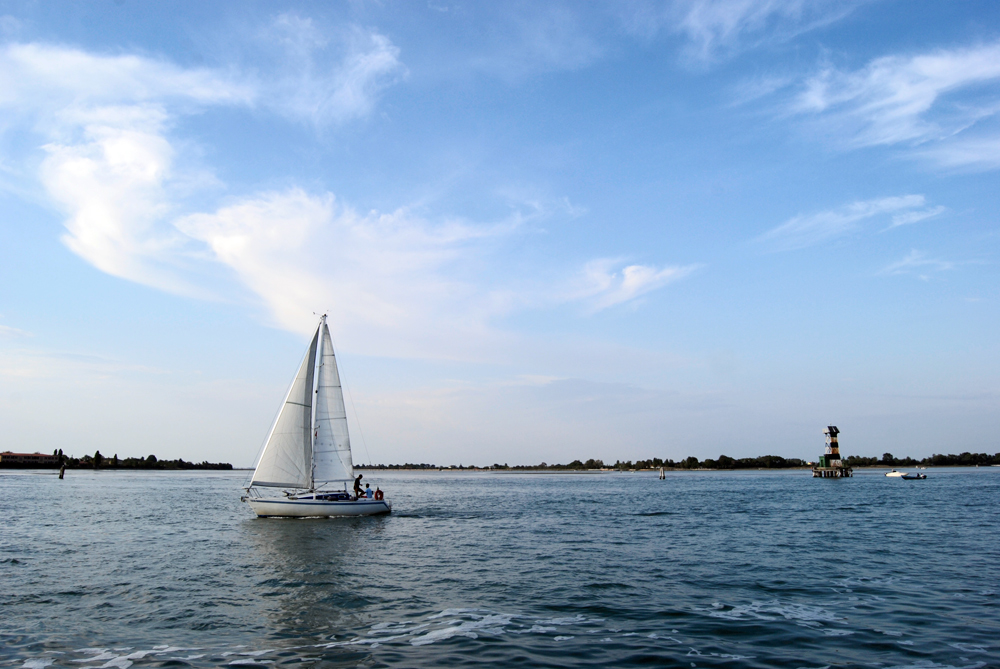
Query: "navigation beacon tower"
812 426 853 478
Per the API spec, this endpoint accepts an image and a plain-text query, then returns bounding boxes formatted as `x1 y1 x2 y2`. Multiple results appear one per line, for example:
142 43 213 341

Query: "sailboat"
242 315 391 517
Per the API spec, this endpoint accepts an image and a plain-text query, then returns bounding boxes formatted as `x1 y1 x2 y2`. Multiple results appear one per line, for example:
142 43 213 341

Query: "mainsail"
250 328 319 488
312 320 355 486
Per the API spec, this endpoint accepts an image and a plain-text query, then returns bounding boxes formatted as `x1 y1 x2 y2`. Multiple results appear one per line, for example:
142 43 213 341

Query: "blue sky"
1 1 998 466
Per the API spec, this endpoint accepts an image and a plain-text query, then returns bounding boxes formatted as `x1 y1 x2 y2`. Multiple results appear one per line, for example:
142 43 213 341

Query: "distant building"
0 451 59 468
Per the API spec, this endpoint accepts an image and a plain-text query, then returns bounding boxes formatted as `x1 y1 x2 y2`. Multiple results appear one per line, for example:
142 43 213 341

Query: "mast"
308 315 326 491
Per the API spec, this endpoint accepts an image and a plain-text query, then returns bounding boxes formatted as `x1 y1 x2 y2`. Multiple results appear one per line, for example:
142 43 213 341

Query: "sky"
1 0 998 467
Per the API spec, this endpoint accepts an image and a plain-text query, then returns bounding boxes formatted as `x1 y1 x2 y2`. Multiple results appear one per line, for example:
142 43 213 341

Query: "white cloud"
462 6 603 80
0 26 402 130
175 189 524 359
888 205 946 229
621 0 860 63
173 189 694 357
572 258 698 311
792 41 1000 168
758 195 942 251
1 30 406 293
0 43 252 293
920 135 1000 171
879 249 954 278
0 42 253 117
38 109 199 294
1 36 692 364
731 73 796 105
258 16 406 125
0 324 32 338
493 187 589 222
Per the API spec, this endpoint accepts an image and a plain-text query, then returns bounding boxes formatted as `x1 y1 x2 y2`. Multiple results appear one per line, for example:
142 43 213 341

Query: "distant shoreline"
6 449 997 473
355 464 999 472
355 451 1000 471
0 450 235 471
5 465 998 476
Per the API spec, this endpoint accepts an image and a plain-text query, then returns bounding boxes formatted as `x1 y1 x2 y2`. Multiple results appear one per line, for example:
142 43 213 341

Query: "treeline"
357 451 1000 471
358 455 806 471
845 452 1000 467
493 456 807 470
359 463 440 470
622 455 807 470
25 449 232 470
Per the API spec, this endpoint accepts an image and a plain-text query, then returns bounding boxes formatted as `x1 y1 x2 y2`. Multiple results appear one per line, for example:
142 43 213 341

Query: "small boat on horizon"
241 315 391 518
885 469 927 480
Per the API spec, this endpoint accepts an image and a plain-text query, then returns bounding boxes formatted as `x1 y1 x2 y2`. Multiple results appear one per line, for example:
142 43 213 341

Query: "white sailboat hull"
247 497 391 518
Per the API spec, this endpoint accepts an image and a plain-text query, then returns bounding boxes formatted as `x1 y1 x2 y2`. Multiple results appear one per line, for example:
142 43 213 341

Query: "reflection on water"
2 468 999 668
244 514 389 649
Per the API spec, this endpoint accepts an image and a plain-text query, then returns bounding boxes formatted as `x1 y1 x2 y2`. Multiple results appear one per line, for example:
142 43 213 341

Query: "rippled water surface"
2 468 998 668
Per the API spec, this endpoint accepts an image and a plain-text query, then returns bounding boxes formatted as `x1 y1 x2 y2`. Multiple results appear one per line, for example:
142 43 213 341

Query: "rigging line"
327 328 374 466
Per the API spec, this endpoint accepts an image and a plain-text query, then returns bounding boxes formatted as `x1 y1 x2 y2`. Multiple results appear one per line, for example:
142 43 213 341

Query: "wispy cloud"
0 43 248 294
255 15 406 126
0 324 32 338
494 187 589 222
0 26 404 128
920 136 1000 172
620 0 861 63
0 14 22 37
758 195 943 251
175 188 518 357
879 249 954 279
732 72 796 105
791 41 1000 169
0 28 406 293
0 347 165 379
888 205 946 229
463 5 603 80
0 42 253 116
174 190 693 357
571 258 699 311
1 34 693 361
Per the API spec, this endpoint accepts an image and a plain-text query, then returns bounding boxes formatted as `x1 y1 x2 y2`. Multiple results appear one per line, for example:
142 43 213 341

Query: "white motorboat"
885 470 906 477
242 315 390 517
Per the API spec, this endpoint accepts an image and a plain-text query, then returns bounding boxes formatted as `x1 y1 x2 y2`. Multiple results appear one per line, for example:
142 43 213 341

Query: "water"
2 468 998 668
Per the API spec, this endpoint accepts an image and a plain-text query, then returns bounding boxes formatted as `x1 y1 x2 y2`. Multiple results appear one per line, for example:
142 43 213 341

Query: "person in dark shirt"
353 474 363 500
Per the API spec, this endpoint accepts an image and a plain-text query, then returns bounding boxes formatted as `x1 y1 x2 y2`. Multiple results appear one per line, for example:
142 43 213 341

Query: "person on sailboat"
353 473 364 499
365 483 373 499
